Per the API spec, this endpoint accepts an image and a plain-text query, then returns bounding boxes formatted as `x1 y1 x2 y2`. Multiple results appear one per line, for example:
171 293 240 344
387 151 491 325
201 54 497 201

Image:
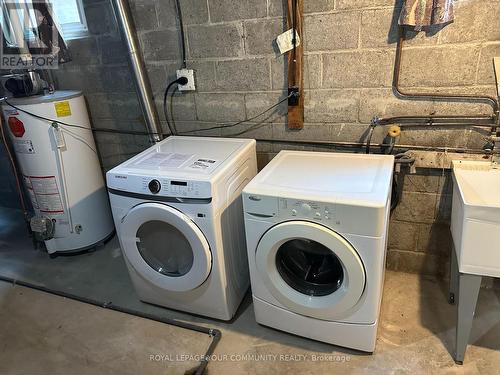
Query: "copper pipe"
393 27 500 116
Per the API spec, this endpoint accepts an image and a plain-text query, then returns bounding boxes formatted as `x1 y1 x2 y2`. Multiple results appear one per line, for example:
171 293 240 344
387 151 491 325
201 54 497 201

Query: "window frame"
0 0 89 47
51 0 88 41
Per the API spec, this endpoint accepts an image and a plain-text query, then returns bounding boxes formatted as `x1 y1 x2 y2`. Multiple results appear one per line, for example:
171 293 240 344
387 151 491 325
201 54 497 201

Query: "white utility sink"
451 160 500 278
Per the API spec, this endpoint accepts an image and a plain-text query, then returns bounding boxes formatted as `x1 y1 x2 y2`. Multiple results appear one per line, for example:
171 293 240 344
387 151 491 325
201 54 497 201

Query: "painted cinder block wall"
51 0 500 276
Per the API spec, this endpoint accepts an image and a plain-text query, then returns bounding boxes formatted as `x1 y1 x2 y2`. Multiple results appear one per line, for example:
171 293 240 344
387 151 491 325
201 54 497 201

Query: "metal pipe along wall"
111 0 163 143
393 27 500 117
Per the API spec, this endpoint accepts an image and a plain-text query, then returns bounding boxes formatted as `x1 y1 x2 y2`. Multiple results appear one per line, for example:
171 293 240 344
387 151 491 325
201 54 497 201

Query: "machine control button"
291 209 297 215
148 179 161 194
280 199 288 209
315 212 321 218
300 203 312 213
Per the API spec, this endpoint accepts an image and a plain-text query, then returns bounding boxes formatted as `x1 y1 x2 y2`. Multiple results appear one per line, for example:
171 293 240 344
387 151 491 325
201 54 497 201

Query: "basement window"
50 0 88 40
0 0 88 45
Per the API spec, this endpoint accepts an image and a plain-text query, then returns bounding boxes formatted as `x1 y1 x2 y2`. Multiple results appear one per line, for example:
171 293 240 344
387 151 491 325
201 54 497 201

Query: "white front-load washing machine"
107 136 257 320
243 150 394 352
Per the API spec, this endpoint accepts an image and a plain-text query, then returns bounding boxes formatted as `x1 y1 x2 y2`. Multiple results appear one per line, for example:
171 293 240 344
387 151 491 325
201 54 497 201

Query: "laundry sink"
451 160 500 278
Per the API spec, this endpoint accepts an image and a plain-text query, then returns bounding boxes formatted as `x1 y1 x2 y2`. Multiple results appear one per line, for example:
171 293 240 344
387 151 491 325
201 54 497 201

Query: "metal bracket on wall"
287 0 304 130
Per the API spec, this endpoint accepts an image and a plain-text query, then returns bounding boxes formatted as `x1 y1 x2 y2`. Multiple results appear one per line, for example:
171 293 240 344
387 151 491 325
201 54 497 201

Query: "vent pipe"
111 0 163 143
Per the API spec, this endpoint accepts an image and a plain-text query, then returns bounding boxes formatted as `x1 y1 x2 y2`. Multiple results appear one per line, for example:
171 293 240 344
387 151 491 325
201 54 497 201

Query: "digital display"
171 181 188 186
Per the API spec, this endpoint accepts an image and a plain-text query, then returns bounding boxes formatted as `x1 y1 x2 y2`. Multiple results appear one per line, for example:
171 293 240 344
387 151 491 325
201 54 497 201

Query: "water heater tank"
2 91 114 254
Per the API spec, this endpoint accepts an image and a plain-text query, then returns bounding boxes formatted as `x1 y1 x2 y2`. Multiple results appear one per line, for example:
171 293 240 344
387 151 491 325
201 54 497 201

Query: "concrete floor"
1 207 500 374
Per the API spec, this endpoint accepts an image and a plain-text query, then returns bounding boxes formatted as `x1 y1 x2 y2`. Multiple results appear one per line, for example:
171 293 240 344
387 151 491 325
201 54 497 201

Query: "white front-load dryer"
243 151 394 351
107 136 257 320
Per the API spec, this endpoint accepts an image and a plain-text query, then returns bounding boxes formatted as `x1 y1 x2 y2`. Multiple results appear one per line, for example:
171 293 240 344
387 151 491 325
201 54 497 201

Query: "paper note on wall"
276 28 301 55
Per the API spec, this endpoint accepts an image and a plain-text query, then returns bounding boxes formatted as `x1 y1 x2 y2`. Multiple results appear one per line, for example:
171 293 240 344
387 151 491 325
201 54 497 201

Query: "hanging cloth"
399 0 454 30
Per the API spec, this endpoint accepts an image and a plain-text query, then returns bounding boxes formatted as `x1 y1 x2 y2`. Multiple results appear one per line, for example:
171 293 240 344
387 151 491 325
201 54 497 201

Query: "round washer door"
256 221 365 321
121 202 211 292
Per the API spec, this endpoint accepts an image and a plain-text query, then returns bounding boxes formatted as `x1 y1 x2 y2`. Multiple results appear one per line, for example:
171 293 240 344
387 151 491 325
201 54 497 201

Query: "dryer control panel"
141 178 210 198
107 172 212 199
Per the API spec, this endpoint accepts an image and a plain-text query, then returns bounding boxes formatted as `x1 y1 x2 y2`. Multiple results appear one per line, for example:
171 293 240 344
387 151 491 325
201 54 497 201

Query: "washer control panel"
279 198 336 222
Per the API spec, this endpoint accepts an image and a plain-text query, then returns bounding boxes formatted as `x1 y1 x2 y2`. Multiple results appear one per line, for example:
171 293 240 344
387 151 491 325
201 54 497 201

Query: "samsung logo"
115 175 128 179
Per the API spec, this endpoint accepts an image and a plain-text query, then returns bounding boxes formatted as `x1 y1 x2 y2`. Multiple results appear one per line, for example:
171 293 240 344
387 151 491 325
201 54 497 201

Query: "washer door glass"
120 203 211 292
276 239 344 297
136 220 194 277
256 221 365 321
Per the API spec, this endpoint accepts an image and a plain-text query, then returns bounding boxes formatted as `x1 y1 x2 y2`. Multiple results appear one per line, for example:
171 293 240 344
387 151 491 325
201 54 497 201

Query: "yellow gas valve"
388 125 401 138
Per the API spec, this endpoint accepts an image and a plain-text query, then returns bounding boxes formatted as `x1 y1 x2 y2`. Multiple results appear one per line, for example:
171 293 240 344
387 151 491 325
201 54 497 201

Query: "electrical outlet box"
177 69 195 91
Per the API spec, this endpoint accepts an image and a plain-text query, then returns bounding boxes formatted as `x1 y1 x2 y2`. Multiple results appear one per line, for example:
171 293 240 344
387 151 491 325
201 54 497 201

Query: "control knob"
148 179 161 194
300 203 312 214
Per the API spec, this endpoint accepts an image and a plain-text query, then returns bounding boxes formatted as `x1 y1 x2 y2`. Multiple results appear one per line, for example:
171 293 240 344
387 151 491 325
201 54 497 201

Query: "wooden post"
286 0 304 130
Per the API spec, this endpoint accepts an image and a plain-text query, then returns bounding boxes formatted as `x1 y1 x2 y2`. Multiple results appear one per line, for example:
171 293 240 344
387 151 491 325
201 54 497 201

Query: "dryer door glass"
136 220 194 277
120 202 212 292
276 239 343 297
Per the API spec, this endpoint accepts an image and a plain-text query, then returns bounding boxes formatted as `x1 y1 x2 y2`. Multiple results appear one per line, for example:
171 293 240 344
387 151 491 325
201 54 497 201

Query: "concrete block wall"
52 0 152 170
389 168 454 276
49 0 500 276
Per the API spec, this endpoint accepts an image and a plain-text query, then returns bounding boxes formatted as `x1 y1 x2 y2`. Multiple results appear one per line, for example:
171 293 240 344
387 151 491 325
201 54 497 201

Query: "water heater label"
3 109 18 116
54 101 72 117
13 140 35 154
23 175 39 210
29 176 64 214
